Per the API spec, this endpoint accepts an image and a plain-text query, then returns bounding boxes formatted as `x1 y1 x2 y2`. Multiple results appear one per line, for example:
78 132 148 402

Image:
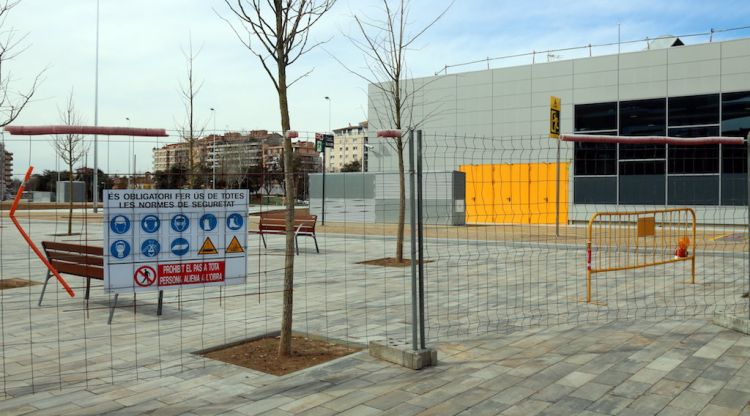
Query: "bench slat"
42 241 103 256
50 260 104 280
45 251 104 266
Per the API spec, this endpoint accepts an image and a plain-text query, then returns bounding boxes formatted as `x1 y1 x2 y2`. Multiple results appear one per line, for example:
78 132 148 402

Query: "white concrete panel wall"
369 37 750 173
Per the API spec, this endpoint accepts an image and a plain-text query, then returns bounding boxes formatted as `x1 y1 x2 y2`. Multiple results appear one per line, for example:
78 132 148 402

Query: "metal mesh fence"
0 130 748 397
0 131 414 397
418 132 749 342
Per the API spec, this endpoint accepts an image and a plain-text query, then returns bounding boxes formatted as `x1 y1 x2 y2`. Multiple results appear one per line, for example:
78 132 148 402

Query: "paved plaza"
0 216 748 414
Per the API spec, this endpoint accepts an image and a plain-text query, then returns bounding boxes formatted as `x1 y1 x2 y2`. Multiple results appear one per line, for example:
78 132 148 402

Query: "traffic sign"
198 237 219 255
550 96 561 139
316 132 334 148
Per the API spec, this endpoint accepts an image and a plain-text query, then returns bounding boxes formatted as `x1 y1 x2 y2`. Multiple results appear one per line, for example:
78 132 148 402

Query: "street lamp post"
210 108 216 189
93 0 100 212
322 97 332 225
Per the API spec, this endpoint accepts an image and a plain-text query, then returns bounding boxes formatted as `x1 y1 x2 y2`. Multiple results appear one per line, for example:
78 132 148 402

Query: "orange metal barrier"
586 208 696 304
9 166 75 298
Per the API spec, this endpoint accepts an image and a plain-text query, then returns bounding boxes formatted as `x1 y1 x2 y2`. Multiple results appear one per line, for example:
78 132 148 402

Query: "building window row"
573 91 750 206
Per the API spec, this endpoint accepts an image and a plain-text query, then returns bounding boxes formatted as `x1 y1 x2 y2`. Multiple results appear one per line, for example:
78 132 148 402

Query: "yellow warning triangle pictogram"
226 236 245 253
198 237 219 255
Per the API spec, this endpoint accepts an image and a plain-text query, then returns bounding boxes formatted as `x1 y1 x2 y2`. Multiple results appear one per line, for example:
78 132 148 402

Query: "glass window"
722 143 747 174
574 142 616 175
619 160 665 175
574 177 617 204
668 145 719 174
668 126 720 138
574 102 617 132
722 91 750 138
619 98 666 136
668 94 719 127
619 143 665 160
668 176 719 205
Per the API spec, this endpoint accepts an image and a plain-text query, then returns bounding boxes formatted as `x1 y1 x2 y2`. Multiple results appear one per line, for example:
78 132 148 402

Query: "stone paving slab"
0 318 746 415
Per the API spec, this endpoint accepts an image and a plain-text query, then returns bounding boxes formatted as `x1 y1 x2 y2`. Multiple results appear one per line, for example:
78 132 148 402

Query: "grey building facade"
367 37 750 224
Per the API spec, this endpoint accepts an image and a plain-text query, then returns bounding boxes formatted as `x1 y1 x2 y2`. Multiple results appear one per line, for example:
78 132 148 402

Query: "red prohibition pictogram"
134 265 157 287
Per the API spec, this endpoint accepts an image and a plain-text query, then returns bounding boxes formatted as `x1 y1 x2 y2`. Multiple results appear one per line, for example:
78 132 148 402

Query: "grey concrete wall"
309 171 465 225
56 181 86 203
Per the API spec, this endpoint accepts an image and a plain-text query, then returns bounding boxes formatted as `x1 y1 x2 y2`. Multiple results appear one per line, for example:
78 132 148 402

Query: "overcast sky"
2 0 749 176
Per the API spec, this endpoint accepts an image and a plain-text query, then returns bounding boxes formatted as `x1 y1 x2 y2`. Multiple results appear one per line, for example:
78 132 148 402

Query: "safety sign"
103 189 248 294
226 236 244 253
198 237 219 255
199 213 217 231
171 214 190 232
134 265 157 287
141 215 160 233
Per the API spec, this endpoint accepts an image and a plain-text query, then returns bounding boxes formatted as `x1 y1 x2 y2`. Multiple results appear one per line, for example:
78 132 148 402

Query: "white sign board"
103 189 248 294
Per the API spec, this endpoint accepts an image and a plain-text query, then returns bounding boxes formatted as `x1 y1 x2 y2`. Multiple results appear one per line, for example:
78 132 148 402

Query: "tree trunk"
396 137 405 262
278 51 296 357
67 160 73 235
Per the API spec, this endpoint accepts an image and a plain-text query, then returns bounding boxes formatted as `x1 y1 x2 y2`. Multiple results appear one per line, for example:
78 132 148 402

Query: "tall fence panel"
417 132 749 342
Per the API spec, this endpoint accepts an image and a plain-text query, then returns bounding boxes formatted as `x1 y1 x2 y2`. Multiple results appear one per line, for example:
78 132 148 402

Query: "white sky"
2 0 749 176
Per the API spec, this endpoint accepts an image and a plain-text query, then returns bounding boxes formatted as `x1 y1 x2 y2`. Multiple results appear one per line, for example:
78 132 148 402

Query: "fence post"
747 133 750 320
416 130 426 349
408 129 419 351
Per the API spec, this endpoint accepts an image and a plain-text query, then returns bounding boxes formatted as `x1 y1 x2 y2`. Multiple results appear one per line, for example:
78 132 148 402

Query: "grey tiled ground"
0 216 749 414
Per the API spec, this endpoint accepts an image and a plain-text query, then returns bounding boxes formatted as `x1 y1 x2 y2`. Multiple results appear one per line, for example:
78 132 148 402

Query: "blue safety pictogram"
170 237 190 256
171 214 190 232
110 215 130 234
110 240 131 259
199 213 218 231
141 239 160 257
226 213 244 231
141 215 160 233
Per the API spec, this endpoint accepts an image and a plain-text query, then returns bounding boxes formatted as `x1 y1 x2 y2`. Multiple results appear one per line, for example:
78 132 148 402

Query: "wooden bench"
256 212 319 255
38 241 163 324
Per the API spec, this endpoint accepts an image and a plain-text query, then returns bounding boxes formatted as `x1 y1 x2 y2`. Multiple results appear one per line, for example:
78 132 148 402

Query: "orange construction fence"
586 208 697 304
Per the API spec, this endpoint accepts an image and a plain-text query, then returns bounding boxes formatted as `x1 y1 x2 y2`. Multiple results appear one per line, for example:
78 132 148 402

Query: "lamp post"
92 0 100 212
322 97 332 225
210 108 216 189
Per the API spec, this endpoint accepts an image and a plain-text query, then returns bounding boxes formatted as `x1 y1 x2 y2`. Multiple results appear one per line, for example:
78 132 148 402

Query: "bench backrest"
259 213 317 234
42 241 104 280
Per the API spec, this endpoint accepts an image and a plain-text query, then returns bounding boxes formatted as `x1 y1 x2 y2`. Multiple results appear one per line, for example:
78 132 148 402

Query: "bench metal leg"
260 233 267 249
157 290 163 316
107 293 119 325
295 235 300 255
312 235 320 253
85 278 92 300
38 270 52 306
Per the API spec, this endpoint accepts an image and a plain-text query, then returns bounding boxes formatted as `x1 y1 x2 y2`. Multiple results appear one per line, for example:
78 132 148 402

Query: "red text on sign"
158 261 225 286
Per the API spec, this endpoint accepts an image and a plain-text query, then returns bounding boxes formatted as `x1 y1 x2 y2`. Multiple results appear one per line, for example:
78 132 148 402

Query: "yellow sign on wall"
550 96 561 139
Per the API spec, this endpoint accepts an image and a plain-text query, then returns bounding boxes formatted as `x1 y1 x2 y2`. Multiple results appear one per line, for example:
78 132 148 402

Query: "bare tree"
222 0 336 356
0 0 43 127
177 36 206 188
52 91 87 235
337 0 451 263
